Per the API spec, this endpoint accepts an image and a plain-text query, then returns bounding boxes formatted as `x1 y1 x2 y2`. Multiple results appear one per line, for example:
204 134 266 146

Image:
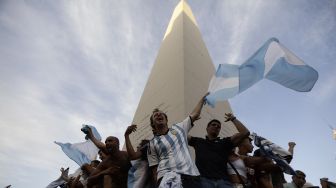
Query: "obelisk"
126 0 238 152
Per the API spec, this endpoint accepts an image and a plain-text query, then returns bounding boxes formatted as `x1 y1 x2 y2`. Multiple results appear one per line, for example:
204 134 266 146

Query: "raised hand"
288 142 296 148
124 125 137 136
224 113 236 122
60 167 69 181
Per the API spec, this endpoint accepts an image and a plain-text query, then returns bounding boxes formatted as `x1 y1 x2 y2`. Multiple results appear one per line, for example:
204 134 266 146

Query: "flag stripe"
206 38 318 107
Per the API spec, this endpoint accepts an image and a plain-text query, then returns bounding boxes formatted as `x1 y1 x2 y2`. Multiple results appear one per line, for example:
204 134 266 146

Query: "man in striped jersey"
147 94 208 188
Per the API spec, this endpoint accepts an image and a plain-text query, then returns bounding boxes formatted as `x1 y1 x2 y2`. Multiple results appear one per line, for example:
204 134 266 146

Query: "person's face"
98 150 107 161
90 161 99 168
136 144 142 151
293 173 306 188
240 138 254 153
105 136 119 153
206 121 221 137
151 111 168 129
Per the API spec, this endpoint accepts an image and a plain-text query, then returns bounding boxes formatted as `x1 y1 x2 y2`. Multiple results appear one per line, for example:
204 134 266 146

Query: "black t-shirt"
189 136 234 179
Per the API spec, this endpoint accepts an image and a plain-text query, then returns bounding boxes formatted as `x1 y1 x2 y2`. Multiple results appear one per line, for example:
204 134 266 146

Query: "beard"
106 146 118 154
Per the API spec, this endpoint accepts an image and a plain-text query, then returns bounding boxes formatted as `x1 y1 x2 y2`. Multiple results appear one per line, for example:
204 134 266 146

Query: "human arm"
288 142 296 155
242 155 268 168
69 174 83 188
87 165 120 185
320 178 328 188
189 93 209 122
86 127 106 152
124 125 142 160
225 113 250 146
242 156 277 172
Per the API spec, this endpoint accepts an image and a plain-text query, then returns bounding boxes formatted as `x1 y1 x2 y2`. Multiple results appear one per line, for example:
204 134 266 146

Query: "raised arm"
320 178 329 188
60 167 70 182
189 93 209 122
87 165 120 187
288 142 296 155
124 125 142 160
225 113 250 146
241 155 277 172
87 127 106 152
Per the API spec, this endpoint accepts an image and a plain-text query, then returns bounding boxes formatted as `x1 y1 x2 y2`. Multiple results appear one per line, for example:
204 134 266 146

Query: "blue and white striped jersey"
147 116 200 179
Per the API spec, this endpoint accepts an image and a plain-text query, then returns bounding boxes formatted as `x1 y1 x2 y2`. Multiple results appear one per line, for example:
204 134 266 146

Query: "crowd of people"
49 94 335 188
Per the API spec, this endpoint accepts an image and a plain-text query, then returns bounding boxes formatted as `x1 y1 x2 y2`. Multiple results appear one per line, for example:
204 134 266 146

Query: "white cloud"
1 0 336 187
308 69 336 104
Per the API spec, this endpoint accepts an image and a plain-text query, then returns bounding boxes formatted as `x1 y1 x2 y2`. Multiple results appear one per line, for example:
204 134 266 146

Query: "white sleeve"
176 116 193 133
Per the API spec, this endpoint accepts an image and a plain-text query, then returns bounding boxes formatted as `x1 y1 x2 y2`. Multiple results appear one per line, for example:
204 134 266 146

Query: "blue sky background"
0 0 335 187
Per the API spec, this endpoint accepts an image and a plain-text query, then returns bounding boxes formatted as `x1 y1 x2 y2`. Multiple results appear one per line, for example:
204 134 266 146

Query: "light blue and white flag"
127 159 150 188
326 181 336 188
55 125 101 166
251 133 296 175
206 38 318 107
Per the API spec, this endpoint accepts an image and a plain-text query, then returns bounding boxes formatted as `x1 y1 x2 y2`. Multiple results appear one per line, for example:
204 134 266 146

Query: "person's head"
238 137 254 154
80 163 92 176
105 136 120 154
292 170 306 188
90 160 100 168
150 108 168 130
98 149 108 161
137 139 149 150
137 139 149 160
206 119 221 138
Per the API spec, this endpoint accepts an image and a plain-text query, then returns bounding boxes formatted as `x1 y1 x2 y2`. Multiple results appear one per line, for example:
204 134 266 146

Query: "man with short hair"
188 113 250 188
86 130 131 188
283 170 306 188
147 94 208 188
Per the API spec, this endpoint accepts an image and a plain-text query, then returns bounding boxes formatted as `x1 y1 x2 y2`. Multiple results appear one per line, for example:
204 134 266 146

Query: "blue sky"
0 0 335 187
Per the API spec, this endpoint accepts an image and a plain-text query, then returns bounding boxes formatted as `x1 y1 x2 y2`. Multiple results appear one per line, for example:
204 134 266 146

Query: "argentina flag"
55 125 101 166
206 38 318 107
251 133 296 175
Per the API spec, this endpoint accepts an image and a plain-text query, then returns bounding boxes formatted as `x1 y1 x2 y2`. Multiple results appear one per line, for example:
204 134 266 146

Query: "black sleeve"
222 137 235 150
189 136 201 147
188 136 197 147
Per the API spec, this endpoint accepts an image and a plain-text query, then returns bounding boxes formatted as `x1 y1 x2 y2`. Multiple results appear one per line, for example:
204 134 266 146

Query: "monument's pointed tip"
163 0 198 40
125 0 234 150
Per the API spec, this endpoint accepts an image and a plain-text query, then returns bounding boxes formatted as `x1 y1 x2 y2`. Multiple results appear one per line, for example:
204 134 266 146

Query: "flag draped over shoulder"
55 125 101 166
206 38 318 107
251 133 296 175
128 159 150 188
327 181 336 188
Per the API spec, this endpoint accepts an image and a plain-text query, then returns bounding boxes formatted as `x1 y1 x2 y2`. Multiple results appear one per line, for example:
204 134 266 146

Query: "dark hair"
207 119 221 127
139 139 150 160
150 108 168 127
294 170 306 177
91 160 100 165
